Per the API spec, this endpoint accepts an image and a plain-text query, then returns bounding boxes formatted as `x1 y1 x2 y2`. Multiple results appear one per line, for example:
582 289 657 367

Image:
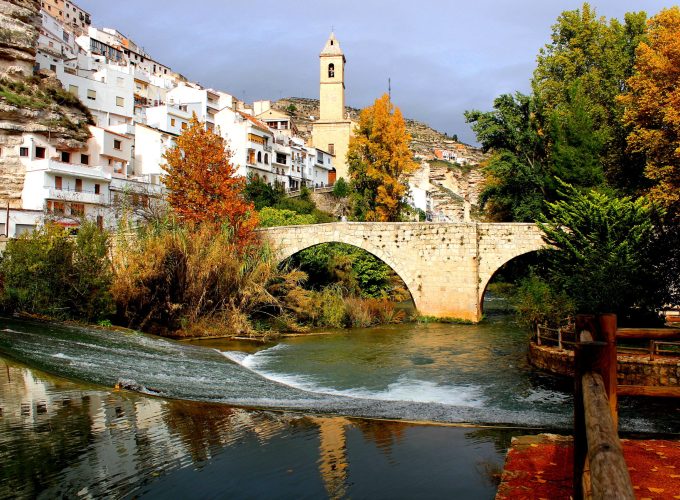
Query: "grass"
430 159 475 174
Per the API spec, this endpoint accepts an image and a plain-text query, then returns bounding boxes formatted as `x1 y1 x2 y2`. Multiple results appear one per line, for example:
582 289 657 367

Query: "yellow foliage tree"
347 94 417 221
621 7 680 214
163 115 257 243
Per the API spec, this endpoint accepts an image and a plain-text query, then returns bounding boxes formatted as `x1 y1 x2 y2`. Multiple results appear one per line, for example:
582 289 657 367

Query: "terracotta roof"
237 111 272 134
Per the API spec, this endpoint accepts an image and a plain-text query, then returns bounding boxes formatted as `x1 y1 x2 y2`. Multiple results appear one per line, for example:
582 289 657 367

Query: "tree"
538 182 659 319
347 94 417 221
532 3 648 192
465 92 549 221
621 7 680 216
163 115 257 242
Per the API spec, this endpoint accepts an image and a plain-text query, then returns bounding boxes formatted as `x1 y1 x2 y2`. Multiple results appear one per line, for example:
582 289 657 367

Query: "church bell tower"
319 32 345 121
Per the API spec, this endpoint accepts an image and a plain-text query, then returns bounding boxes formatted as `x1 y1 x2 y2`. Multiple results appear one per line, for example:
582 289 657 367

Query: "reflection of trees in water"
0 364 95 499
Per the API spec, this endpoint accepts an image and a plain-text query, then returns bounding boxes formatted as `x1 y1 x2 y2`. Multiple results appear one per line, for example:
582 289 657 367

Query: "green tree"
538 182 659 318
348 94 417 221
532 3 648 191
331 177 350 198
465 92 549 221
258 207 316 227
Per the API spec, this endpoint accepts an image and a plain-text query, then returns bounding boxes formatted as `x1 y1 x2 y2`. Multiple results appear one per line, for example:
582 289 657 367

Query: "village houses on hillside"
2 1 336 237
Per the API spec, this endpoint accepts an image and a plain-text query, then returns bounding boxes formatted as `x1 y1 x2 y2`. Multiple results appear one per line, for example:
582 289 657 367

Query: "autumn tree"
347 94 417 221
163 115 257 242
621 7 680 216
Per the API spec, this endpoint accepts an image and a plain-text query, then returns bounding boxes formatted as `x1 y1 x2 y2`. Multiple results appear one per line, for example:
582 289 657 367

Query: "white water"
221 346 487 407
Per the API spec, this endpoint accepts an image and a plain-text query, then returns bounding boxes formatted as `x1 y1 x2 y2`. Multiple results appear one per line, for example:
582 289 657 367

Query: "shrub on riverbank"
0 221 114 321
110 222 309 337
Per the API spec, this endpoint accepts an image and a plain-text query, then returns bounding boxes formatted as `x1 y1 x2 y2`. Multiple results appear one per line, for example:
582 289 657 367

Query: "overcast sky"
76 0 677 145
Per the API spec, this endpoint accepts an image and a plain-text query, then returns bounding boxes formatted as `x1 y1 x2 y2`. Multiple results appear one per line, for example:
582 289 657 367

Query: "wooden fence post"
649 340 655 361
537 324 542 345
573 314 595 500
598 313 618 429
558 327 563 350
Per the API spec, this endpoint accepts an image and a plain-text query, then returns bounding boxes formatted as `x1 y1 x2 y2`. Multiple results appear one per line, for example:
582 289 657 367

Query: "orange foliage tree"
163 115 257 242
621 7 680 214
347 94 417 221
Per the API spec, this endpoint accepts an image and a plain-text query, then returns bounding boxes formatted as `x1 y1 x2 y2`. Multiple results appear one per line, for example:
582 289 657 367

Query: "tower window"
328 63 335 78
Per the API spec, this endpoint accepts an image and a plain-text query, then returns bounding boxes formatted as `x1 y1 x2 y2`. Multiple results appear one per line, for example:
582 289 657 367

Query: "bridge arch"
259 222 546 322
267 227 419 309
478 249 543 314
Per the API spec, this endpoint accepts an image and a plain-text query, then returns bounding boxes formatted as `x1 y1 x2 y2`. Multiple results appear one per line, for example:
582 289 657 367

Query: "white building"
167 83 234 131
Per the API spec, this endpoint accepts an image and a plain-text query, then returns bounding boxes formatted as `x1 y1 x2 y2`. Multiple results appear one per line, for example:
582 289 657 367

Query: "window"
75 178 82 192
60 151 70 162
116 96 124 107
87 89 96 100
35 147 46 159
328 63 335 78
276 152 287 165
15 224 36 236
80 154 89 165
19 146 29 157
113 139 122 150
247 149 256 165
50 64 56 72
328 144 335 155
181 122 187 130
49 201 65 215
71 203 84 216
68 84 78 95
264 153 269 165
0 223 5 236
257 151 262 163
170 118 176 127
54 176 62 189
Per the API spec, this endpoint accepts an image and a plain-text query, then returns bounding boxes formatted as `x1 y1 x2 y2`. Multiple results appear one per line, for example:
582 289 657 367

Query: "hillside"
272 97 487 221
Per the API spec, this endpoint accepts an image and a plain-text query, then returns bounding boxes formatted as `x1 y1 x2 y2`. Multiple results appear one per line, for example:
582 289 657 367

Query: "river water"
1 309 679 498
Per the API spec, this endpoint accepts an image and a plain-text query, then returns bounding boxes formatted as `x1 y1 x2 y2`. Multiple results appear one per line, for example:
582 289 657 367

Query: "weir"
259 222 546 321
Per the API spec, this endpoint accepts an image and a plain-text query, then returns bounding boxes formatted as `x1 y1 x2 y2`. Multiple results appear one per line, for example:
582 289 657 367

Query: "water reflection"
0 356 518 498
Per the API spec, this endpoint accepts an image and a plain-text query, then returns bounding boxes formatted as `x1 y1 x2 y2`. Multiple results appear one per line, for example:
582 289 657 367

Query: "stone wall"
529 342 680 387
260 222 545 321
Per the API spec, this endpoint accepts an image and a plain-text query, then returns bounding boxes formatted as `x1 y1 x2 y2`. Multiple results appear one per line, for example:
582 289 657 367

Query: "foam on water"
222 347 487 407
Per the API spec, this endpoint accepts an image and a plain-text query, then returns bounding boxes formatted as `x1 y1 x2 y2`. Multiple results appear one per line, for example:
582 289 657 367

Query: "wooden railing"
537 324 680 359
573 314 635 500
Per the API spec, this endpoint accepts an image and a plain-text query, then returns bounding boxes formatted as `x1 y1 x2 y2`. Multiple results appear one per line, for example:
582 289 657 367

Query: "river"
1 309 679 498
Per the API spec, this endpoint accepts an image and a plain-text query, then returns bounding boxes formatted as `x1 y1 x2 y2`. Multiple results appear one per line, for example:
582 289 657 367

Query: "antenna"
388 77 391 101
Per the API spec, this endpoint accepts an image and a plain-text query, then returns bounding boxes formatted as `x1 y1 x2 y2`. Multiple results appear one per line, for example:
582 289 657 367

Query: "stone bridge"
259 222 546 322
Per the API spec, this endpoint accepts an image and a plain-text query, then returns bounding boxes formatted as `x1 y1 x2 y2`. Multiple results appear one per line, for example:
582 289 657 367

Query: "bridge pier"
259 222 545 322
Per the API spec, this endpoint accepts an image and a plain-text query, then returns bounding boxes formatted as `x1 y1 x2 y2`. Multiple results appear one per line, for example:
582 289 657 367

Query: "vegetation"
348 93 418 221
258 207 316 227
331 177 350 198
0 222 113 322
163 115 257 243
620 7 680 215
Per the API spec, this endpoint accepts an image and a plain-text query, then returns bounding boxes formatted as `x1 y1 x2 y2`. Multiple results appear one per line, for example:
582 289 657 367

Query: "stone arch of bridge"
272 237 418 308
478 248 543 314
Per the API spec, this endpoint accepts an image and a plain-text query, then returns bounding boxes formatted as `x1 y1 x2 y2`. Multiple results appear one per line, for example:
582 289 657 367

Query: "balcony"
28 160 112 181
47 187 104 205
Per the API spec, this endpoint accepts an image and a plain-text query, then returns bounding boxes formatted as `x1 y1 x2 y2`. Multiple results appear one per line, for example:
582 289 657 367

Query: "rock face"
0 0 92 208
272 97 487 220
0 0 39 79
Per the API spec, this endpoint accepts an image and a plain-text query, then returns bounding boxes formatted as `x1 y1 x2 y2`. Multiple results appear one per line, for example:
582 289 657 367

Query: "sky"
76 0 678 145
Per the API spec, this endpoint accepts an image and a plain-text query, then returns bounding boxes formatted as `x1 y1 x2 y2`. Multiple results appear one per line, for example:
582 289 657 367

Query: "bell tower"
319 33 345 122
313 32 354 181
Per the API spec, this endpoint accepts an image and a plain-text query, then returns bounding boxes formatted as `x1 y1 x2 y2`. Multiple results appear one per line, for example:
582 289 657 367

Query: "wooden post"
558 327 563 350
598 314 618 429
573 318 596 500
649 340 655 361
537 324 542 346
582 372 635 499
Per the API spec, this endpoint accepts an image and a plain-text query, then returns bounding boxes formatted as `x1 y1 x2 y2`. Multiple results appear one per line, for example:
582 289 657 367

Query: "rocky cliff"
0 0 92 208
272 97 487 220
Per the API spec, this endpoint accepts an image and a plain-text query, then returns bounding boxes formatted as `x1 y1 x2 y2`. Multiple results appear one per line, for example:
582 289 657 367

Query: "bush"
111 222 309 337
0 221 113 321
513 274 575 330
258 207 316 227
332 177 350 198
